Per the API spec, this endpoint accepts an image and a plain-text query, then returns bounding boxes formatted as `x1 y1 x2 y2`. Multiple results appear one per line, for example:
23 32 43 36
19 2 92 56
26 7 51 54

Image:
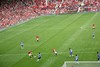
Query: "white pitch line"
65 61 100 63
0 51 97 56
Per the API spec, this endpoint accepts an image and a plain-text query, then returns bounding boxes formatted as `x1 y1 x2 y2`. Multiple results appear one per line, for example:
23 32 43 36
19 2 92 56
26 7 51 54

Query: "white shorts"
93 27 95 29
28 53 32 56
55 51 57 54
37 38 39 40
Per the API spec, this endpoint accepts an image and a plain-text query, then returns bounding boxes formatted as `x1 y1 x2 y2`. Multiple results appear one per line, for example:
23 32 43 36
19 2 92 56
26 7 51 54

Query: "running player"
92 31 95 39
37 52 42 62
97 52 100 61
20 41 24 49
92 24 95 30
75 54 79 63
69 48 73 57
28 51 33 59
36 36 39 42
52 48 58 55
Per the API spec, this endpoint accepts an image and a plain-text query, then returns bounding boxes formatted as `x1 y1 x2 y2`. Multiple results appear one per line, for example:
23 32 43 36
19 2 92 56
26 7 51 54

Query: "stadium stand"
0 0 100 29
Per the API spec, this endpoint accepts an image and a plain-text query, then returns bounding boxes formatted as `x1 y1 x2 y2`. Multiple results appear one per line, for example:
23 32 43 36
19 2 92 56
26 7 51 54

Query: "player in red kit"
36 36 39 42
52 48 57 55
28 51 33 59
92 24 95 30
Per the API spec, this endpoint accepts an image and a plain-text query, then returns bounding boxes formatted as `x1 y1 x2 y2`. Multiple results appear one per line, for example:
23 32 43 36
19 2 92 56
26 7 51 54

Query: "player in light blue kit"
37 52 42 62
20 41 24 49
97 52 100 61
75 54 79 63
92 31 95 39
69 48 73 57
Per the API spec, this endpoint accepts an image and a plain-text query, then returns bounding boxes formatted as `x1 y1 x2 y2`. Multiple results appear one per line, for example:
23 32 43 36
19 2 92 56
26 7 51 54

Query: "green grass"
65 61 100 67
66 63 100 67
0 12 100 67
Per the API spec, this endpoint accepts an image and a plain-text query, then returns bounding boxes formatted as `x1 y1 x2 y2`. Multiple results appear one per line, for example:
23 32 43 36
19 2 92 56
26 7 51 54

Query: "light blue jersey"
38 52 41 59
37 52 42 62
70 49 73 55
20 41 24 49
92 32 95 38
75 55 78 61
97 53 100 60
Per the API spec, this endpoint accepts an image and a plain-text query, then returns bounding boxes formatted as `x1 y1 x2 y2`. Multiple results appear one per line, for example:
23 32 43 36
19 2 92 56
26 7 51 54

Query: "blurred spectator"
0 0 100 29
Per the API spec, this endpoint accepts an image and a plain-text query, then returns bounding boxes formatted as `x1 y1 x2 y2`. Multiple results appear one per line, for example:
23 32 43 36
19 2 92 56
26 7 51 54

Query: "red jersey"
92 24 95 29
36 36 39 39
92 24 95 26
53 49 56 52
28 51 32 54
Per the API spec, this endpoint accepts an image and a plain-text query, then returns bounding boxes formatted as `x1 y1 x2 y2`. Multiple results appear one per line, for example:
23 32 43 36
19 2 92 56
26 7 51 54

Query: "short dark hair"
97 52 99 54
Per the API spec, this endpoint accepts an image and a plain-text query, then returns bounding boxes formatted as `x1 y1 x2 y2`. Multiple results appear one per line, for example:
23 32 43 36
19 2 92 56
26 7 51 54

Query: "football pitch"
63 61 100 67
0 12 100 67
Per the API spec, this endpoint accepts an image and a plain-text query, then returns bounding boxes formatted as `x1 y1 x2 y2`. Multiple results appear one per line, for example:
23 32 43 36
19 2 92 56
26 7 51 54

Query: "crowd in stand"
0 0 100 29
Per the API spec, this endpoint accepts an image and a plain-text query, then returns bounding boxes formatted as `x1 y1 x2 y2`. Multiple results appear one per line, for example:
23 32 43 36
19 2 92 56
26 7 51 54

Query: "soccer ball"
34 56 36 58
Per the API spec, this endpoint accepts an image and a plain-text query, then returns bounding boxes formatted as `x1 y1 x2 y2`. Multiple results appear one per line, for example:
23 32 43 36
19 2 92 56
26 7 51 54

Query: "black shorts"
98 58 100 60
38 57 41 59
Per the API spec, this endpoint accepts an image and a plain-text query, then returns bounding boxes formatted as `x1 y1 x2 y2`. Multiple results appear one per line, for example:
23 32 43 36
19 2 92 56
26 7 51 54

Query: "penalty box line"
62 61 100 67
63 61 100 63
